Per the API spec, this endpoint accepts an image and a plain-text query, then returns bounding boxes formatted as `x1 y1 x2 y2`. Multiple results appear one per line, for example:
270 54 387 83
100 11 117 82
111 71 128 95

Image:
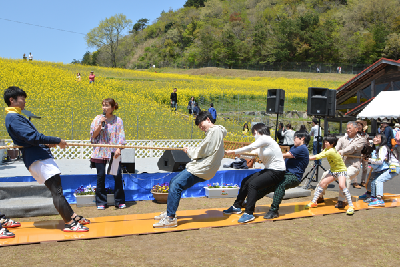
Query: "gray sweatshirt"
186 125 227 180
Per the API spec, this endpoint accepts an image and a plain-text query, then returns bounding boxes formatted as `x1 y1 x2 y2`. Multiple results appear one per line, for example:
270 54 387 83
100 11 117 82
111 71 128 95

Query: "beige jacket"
335 133 367 170
186 125 227 180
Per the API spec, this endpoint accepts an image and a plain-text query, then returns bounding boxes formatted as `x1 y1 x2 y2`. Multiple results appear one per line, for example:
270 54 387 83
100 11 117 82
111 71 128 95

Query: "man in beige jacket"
317 121 367 208
153 111 227 228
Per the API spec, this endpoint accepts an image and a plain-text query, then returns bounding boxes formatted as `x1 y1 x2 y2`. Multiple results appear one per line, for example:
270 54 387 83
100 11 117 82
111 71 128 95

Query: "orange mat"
1 195 399 247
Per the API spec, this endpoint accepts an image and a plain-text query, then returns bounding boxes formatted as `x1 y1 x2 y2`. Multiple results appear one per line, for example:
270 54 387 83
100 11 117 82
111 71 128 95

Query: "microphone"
101 111 106 129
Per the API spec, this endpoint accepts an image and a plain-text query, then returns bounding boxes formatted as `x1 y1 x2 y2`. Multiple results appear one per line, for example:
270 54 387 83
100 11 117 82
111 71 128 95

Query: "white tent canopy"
357 91 400 120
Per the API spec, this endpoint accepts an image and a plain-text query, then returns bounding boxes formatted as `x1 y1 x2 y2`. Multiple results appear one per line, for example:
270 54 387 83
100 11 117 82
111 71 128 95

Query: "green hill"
84 0 400 69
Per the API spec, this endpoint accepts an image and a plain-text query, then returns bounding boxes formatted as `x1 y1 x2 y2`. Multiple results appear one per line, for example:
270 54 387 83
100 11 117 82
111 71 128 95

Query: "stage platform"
1 195 399 247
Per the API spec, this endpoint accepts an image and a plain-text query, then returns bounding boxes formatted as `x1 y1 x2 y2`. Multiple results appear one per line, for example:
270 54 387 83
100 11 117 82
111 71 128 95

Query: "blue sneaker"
223 206 242 214
238 213 255 223
364 197 376 203
97 206 105 210
359 192 371 200
368 199 385 207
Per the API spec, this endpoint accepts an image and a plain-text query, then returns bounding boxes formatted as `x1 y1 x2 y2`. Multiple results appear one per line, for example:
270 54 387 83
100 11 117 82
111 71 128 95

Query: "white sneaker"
154 211 177 220
153 217 177 228
154 211 167 220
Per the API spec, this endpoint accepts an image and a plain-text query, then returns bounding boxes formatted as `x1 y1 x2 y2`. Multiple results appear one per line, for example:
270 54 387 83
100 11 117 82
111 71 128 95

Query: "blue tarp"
0 169 261 204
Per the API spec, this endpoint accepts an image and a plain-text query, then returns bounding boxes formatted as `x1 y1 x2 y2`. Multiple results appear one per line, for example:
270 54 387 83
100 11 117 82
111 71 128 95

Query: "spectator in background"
28 53 33 61
208 103 217 123
188 96 195 115
243 123 250 136
299 125 307 133
89 71 95 84
192 102 201 116
310 118 322 164
276 122 284 145
357 120 369 187
282 123 295 147
170 88 177 111
76 73 81 82
23 53 27 61
381 119 394 149
394 123 400 148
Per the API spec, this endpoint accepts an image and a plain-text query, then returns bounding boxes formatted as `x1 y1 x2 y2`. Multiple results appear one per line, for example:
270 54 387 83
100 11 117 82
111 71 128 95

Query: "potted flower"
74 185 115 207
151 183 169 204
204 183 240 198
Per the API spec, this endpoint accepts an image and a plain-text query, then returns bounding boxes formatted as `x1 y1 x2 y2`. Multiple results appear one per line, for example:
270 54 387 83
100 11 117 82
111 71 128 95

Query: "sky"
0 0 187 64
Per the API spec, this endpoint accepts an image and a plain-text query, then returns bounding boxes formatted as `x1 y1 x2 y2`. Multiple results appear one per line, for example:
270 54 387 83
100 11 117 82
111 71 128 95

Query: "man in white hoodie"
153 111 227 228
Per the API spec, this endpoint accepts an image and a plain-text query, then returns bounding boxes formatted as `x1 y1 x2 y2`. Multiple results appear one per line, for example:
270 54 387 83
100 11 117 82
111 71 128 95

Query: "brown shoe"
335 201 346 208
352 183 362 189
317 196 325 204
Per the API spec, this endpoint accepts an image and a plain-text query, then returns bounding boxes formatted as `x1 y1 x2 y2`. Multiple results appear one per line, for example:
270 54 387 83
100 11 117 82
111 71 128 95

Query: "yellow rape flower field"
0 58 342 141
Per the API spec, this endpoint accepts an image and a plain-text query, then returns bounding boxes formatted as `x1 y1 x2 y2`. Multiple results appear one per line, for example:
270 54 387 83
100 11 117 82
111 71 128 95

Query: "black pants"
95 162 125 207
256 172 300 212
234 168 285 214
44 174 74 223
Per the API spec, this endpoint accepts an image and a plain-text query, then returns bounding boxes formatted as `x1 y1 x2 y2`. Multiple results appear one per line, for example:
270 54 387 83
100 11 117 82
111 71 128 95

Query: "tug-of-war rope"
3 144 399 196
0 143 362 159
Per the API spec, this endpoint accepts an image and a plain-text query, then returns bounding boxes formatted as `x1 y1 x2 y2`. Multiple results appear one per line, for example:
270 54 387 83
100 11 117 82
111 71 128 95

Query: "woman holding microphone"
90 98 126 210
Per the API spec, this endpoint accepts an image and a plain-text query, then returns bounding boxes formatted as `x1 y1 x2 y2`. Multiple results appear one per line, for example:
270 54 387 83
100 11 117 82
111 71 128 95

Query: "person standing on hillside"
192 102 201 116
4 86 90 232
89 71 95 84
170 88 178 111
188 96 195 115
208 103 217 123
28 53 33 61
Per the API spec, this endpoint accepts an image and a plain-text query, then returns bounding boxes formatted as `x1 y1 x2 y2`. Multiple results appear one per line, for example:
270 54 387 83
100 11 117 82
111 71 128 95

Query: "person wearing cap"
381 119 394 149
89 71 95 84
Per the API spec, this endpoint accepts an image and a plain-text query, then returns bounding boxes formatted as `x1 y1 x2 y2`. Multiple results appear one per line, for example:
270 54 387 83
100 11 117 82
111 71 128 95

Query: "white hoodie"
186 125 227 180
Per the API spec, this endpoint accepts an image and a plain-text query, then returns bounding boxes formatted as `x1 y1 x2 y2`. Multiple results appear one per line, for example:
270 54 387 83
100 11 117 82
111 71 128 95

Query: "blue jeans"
313 141 322 164
167 169 205 217
371 167 400 197
171 101 177 111
95 162 125 207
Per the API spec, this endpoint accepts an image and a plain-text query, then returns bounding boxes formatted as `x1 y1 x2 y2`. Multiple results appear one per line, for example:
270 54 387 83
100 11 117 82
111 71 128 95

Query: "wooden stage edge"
1 195 399 247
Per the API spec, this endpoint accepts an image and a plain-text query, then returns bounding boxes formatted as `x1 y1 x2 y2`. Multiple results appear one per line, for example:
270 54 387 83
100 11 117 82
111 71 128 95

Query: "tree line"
76 0 400 69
